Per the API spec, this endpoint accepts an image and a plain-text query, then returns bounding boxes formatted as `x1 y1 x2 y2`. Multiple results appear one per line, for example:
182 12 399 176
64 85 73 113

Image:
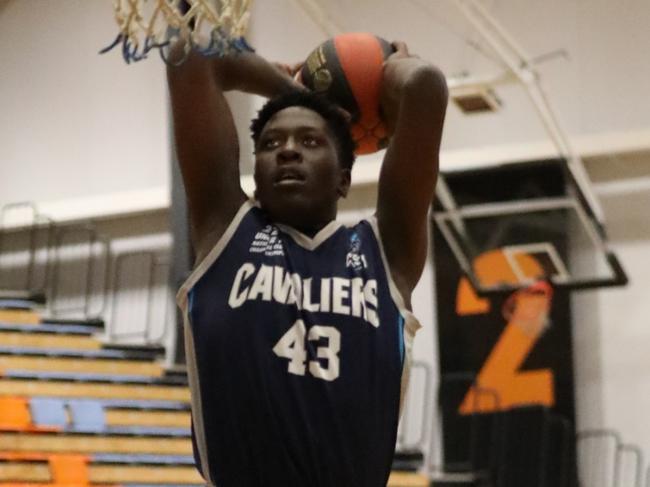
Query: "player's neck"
260 199 338 236
296 222 329 238
284 216 336 237
276 211 337 237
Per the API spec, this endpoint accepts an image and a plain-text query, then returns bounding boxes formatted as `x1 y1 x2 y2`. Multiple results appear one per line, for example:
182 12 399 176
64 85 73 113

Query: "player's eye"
260 137 280 150
302 135 321 147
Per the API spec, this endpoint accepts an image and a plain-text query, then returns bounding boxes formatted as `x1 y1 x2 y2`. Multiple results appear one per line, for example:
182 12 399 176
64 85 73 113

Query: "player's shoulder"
344 215 382 245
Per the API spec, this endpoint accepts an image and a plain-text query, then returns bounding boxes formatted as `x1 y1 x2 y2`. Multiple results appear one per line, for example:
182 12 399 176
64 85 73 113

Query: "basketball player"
169 40 447 486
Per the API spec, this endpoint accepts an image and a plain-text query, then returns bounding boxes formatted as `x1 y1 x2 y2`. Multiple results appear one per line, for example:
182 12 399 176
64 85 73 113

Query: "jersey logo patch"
250 225 284 257
346 232 367 271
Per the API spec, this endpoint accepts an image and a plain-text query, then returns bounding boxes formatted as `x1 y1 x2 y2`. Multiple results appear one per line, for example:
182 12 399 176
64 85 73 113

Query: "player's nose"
277 139 302 164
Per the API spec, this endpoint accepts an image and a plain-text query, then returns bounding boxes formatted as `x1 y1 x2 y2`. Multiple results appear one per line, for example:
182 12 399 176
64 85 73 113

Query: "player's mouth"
274 169 307 187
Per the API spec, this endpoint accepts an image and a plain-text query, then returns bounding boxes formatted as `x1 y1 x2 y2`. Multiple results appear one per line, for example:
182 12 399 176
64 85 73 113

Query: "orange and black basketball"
297 33 395 155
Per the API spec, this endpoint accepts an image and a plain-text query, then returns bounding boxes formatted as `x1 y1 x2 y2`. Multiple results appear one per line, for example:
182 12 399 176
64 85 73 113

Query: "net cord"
101 0 254 64
502 281 552 337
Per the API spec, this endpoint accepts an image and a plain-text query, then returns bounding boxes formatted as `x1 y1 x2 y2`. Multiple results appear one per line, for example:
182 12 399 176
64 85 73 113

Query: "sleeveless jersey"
177 200 421 487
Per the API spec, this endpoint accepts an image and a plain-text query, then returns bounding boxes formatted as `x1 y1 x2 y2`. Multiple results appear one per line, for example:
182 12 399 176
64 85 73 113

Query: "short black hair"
250 91 356 171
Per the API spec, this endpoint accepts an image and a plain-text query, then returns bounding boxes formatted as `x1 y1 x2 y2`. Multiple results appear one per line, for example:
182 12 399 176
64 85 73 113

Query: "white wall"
573 182 650 457
0 0 169 208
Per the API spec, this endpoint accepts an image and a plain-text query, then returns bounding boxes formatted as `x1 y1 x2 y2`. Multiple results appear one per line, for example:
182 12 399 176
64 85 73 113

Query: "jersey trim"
367 216 422 413
367 217 422 336
184 290 215 486
276 219 343 250
176 199 255 309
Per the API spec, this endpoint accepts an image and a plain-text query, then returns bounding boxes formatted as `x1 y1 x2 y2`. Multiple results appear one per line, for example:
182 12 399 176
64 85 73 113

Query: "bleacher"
0 302 199 486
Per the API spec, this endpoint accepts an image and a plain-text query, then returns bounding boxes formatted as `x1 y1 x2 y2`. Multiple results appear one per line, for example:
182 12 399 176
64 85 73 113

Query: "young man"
169 41 447 487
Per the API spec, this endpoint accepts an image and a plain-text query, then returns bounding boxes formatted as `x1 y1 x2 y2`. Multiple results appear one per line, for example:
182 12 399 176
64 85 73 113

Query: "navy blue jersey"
177 200 420 487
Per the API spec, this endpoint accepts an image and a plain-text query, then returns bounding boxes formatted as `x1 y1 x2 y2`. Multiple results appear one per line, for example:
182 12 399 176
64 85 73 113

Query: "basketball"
297 33 395 155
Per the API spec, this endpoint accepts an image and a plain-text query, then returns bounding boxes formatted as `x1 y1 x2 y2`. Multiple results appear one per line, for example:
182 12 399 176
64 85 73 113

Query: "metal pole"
452 0 606 224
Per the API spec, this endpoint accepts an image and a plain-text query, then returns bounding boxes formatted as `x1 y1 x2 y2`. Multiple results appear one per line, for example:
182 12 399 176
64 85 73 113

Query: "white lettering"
302 278 320 312
273 266 291 303
350 277 365 318
230 264 380 327
320 278 331 313
228 263 255 308
290 273 302 308
248 264 273 301
364 280 379 328
332 277 350 314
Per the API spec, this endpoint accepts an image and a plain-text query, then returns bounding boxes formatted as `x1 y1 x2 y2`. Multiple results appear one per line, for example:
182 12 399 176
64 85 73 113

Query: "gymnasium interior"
1 0 649 486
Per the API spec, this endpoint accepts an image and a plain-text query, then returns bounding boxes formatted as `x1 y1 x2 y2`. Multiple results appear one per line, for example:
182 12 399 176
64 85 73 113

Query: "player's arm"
167 47 300 262
376 42 448 306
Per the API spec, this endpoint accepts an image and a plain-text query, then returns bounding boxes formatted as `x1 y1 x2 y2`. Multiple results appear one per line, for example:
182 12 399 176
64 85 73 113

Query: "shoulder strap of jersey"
176 199 256 309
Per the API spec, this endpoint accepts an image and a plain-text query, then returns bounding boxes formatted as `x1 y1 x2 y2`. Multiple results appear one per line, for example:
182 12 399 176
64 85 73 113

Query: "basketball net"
102 0 254 64
501 281 553 338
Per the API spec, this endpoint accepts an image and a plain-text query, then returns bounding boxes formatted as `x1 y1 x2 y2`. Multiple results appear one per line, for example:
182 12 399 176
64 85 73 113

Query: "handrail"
397 361 433 452
109 251 171 346
0 202 40 292
49 224 110 320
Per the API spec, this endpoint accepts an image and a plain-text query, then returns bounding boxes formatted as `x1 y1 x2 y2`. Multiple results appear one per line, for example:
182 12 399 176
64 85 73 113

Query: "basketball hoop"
502 281 553 337
102 0 254 64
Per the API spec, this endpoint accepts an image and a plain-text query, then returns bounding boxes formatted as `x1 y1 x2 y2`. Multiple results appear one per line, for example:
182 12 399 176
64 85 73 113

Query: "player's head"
250 91 356 233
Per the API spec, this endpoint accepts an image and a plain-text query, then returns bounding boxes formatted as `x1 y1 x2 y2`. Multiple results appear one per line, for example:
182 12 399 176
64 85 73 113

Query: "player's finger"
273 62 293 76
391 41 409 56
336 106 352 123
289 62 304 76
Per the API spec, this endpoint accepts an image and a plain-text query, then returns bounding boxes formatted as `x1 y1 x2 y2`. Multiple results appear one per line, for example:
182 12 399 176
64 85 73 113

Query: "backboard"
433 160 627 294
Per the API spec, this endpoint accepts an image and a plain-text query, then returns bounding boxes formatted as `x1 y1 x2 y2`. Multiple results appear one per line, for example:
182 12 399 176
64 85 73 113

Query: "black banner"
434 161 577 486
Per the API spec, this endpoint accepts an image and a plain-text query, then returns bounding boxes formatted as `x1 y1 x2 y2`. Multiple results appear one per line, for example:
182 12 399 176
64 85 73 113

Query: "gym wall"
0 0 169 209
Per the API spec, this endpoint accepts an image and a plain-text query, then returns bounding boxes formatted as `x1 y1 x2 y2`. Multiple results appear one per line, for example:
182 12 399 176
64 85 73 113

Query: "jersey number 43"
273 320 341 382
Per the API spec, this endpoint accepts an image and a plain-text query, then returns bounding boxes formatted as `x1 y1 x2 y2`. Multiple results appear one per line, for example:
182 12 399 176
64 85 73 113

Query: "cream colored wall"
0 0 169 208
573 178 650 458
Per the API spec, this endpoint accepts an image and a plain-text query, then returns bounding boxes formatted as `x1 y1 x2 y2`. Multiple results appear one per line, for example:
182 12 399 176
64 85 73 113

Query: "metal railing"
430 372 505 480
578 429 646 487
430 373 584 487
397 360 433 453
108 250 172 346
49 224 110 320
0 202 173 348
0 202 55 297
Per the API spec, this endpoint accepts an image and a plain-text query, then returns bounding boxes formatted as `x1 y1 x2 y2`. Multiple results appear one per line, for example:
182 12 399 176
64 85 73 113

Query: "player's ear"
337 168 351 198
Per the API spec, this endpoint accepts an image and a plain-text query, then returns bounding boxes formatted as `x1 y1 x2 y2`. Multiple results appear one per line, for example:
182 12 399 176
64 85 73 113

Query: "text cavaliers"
228 263 380 327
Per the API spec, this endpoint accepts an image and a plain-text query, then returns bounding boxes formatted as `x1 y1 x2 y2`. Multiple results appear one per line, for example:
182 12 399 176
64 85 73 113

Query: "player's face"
254 107 350 233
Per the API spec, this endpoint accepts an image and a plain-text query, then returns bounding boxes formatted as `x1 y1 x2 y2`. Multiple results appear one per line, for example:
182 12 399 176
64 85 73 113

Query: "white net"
502 281 552 337
103 0 254 64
